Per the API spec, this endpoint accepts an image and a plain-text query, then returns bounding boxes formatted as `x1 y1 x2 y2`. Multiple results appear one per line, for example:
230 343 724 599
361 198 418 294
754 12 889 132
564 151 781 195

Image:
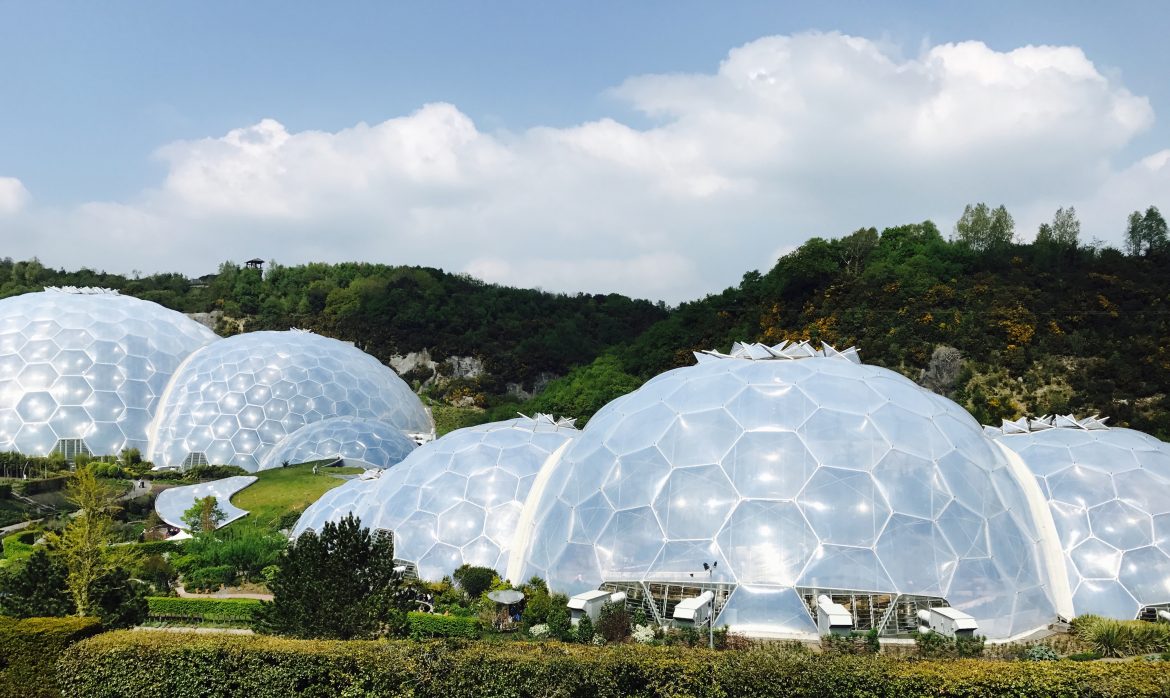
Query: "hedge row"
146 597 261 624
0 616 102 698
133 540 184 556
407 611 480 639
57 631 1170 698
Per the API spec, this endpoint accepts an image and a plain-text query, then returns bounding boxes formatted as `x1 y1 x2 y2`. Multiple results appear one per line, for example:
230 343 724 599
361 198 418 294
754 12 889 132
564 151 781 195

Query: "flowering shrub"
632 625 656 644
529 624 549 639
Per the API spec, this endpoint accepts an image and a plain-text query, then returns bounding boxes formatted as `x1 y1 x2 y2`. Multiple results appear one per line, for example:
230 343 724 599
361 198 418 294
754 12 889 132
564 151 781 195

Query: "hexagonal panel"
652 464 738 539
1089 499 1153 551
798 467 890 546
717 499 816 585
725 430 815 499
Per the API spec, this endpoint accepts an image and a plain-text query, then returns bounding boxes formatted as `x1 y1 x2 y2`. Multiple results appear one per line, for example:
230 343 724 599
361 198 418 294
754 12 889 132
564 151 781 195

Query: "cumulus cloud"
4 32 1166 300
0 177 30 215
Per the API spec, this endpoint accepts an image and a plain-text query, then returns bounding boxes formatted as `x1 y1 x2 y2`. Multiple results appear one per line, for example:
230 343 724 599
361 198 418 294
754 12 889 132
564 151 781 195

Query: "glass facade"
515 346 1057 640
257 416 417 470
148 330 431 471
991 418 1170 619
0 289 217 456
293 414 578 579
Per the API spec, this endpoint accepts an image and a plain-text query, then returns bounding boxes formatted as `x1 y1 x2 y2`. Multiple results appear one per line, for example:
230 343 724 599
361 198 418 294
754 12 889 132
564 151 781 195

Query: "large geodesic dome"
148 330 431 471
257 417 417 471
989 415 1170 620
509 342 1060 640
294 414 578 580
0 288 217 456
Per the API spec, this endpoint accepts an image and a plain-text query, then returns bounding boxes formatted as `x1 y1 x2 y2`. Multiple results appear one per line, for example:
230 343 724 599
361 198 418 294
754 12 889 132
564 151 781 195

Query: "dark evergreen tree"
0 549 73 617
452 564 497 600
255 514 409 640
88 567 148 629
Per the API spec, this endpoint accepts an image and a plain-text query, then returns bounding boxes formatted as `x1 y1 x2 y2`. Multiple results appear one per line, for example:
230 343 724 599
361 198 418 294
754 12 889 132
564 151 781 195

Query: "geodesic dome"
0 288 217 456
989 415 1170 620
510 342 1059 640
257 417 417 471
147 330 431 471
293 414 578 580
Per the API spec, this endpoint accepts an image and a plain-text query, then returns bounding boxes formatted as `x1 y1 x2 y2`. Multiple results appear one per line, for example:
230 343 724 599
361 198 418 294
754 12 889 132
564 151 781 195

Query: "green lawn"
229 462 362 530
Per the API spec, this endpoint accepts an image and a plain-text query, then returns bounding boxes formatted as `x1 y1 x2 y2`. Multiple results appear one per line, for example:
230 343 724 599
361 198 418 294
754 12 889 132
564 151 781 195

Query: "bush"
914 631 986 659
133 540 184 556
0 482 11 499
15 476 69 496
821 630 880 656
547 603 571 641
185 465 249 480
596 601 631 643
147 597 261 624
184 565 236 592
528 623 549 639
0 616 102 698
55 632 1170 698
1077 616 1170 658
407 611 480 639
576 614 594 644
1023 644 1060 661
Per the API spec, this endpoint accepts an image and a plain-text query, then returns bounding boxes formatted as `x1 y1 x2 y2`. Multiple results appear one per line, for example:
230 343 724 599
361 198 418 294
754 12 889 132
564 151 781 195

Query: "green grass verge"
229 462 362 530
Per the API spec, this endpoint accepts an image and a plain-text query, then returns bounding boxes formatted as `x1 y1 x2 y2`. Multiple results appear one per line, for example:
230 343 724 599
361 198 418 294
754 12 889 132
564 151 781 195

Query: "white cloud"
0 177 30 215
4 32 1167 300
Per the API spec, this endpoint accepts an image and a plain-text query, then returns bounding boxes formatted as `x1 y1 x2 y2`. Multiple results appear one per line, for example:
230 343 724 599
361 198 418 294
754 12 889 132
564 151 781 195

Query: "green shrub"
576 614 594 644
0 616 102 698
821 630 880 656
407 611 480 639
1023 644 1060 661
0 482 11 499
133 540 183 556
15 476 69 496
55 632 1170 698
914 631 986 659
596 601 631 643
146 597 261 624
183 565 236 592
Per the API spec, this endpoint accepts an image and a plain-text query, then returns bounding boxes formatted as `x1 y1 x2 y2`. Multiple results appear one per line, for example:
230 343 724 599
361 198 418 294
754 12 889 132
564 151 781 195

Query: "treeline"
3 204 1167 438
0 259 667 391
601 205 1170 437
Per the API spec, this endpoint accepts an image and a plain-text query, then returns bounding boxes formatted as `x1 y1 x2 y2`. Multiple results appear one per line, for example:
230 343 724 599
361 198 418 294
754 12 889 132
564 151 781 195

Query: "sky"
1 2 1168 302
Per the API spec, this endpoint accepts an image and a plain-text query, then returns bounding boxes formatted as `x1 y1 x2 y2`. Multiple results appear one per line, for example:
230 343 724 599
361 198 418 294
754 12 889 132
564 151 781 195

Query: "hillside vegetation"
3 204 1167 438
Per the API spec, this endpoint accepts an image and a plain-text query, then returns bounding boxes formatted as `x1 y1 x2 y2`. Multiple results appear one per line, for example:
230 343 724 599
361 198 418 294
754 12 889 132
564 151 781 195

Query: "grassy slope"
229 463 362 530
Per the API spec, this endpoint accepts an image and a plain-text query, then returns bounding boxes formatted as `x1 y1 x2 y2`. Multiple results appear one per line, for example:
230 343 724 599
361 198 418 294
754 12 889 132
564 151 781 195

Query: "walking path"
174 584 273 601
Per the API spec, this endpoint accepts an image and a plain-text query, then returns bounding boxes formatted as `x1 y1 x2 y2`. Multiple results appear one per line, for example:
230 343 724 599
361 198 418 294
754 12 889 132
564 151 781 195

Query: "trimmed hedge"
407 611 480 639
133 540 184 556
0 616 102 698
146 597 261 624
57 631 1170 698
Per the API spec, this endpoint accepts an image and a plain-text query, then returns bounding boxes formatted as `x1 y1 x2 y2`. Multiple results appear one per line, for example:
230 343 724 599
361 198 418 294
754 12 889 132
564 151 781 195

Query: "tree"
1125 206 1169 256
255 514 411 640
954 203 1014 252
182 495 226 534
452 564 497 600
575 614 594 644
0 549 73 617
45 468 140 617
88 567 148 628
1051 206 1081 247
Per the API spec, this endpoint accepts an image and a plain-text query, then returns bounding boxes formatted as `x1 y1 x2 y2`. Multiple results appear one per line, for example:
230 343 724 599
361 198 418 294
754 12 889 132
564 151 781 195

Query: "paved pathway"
174 584 273 601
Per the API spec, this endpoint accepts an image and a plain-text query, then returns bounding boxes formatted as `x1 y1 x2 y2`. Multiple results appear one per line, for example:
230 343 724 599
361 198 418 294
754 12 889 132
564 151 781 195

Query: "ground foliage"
0 616 101 698
51 631 1170 698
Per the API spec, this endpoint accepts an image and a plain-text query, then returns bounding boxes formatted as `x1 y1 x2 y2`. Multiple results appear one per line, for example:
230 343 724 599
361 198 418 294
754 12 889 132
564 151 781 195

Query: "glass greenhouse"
257 416 417 471
0 288 217 456
293 414 578 580
147 330 432 471
989 416 1170 620
507 342 1060 640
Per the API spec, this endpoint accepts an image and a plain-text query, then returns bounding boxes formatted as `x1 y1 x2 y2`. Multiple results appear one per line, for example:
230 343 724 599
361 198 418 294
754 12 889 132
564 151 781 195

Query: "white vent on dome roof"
519 413 578 429
43 286 121 295
693 340 861 364
992 414 1111 435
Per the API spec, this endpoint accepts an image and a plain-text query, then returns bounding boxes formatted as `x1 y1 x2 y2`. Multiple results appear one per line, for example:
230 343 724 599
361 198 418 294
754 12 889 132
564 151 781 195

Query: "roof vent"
694 340 861 364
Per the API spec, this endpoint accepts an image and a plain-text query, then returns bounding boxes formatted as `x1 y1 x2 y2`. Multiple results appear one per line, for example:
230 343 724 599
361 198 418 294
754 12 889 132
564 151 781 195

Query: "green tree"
45 469 140 617
182 495 226 534
0 549 73 617
255 514 410 640
547 602 572 640
88 567 148 628
531 355 641 422
1125 206 1169 256
595 601 632 642
452 564 497 600
955 203 1014 252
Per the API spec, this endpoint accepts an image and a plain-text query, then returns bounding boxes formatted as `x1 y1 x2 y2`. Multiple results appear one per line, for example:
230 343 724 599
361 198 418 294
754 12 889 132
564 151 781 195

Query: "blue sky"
1 2 1168 300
